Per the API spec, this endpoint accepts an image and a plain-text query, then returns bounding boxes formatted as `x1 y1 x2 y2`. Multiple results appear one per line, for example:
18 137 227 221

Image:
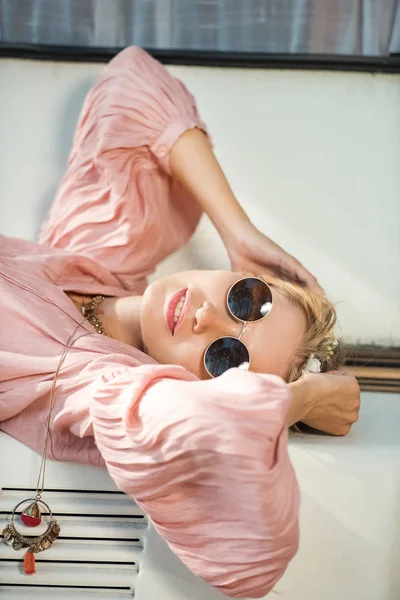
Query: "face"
141 270 306 380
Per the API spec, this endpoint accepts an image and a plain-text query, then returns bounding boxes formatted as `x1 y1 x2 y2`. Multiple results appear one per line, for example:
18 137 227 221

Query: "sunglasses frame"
203 277 273 378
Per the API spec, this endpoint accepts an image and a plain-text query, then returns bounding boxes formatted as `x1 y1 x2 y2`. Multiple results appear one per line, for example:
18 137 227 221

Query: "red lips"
166 288 188 335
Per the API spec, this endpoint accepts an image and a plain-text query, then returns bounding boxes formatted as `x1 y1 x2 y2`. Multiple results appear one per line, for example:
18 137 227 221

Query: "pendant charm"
21 501 42 527
23 549 36 575
3 497 60 575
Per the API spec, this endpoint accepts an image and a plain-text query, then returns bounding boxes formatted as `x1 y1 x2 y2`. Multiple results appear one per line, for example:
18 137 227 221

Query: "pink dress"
0 47 299 598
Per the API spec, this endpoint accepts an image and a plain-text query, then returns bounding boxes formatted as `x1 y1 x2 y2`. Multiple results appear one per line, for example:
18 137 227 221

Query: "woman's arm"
286 378 315 427
170 128 250 243
170 128 320 288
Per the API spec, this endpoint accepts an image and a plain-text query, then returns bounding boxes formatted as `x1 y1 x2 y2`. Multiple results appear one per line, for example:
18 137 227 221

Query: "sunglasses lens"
228 278 272 322
204 337 250 378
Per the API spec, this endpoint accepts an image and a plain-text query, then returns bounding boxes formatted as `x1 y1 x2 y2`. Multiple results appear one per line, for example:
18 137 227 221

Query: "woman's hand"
289 371 361 436
225 221 322 292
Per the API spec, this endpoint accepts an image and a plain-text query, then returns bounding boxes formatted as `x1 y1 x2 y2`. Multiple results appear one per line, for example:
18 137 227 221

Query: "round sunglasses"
203 277 273 378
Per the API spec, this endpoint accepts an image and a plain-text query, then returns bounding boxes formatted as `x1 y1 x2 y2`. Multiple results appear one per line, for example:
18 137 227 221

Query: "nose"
194 301 238 337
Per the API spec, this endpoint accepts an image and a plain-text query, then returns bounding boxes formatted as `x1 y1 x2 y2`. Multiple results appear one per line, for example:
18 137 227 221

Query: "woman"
0 47 360 597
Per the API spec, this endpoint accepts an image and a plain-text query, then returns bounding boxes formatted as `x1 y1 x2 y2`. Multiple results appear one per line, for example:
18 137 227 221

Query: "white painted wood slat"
1 514 145 541
0 562 136 586
0 589 133 600
0 488 146 517
0 539 142 562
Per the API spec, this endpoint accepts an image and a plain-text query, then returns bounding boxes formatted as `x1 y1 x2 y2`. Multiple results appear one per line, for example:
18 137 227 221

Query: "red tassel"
23 550 36 575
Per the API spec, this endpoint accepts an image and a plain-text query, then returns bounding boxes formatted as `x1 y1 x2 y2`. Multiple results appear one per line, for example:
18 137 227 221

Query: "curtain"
0 0 399 56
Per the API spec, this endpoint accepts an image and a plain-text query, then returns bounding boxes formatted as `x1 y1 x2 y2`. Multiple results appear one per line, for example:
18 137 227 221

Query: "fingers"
295 265 323 293
339 376 361 428
278 255 323 293
256 266 276 279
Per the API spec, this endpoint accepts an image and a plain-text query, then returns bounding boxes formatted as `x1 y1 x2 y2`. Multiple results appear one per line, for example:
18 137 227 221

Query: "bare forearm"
169 128 251 242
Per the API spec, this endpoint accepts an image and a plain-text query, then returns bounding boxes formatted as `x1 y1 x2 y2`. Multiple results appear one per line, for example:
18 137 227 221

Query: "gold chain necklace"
2 323 93 575
81 295 107 336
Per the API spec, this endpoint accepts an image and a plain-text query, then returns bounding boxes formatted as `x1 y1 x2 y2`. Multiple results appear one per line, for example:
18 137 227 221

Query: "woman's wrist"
286 377 316 428
216 208 252 246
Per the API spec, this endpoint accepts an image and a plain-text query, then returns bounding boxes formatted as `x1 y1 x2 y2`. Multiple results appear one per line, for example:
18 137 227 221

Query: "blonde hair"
262 275 344 382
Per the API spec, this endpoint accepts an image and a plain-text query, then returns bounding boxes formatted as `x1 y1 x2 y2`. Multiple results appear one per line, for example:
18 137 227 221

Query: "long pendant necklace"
2 323 91 575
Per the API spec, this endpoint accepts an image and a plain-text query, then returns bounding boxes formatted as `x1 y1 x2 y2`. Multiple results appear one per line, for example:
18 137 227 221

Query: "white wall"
0 58 399 344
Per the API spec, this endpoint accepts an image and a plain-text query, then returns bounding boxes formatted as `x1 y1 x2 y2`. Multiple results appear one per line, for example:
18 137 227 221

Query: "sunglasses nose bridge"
238 321 247 341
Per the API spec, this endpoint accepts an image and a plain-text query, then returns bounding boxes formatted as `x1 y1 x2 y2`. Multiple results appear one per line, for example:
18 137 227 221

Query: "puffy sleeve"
55 364 299 598
39 47 208 291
